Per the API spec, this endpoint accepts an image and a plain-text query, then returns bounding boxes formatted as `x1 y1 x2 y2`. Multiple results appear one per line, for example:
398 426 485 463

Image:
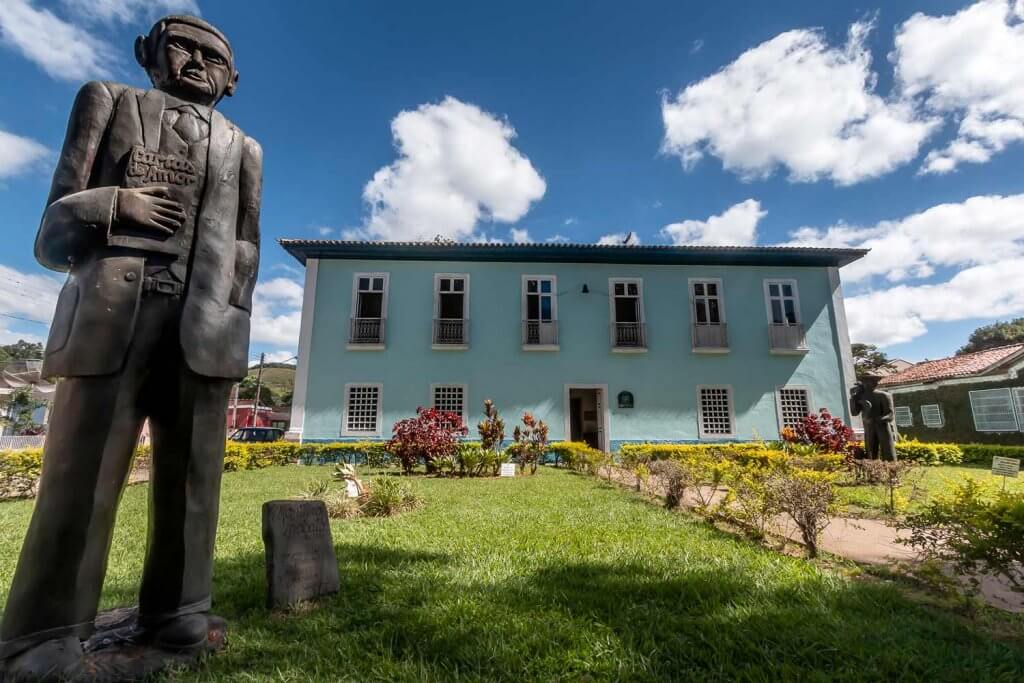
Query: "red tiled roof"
879 343 1024 387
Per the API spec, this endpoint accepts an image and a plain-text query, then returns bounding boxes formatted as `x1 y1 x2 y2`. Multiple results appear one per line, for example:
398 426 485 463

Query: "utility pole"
230 382 239 429
250 352 266 427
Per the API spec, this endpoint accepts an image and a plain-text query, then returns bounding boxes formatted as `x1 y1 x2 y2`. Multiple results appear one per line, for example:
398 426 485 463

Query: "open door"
567 386 606 451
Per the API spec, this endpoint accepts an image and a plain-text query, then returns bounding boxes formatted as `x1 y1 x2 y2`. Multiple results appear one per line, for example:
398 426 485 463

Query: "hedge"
959 443 1024 465
890 440 962 466
617 441 964 467
0 441 396 499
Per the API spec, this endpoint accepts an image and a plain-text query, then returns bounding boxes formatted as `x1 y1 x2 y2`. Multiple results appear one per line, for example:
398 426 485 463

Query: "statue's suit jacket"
36 81 261 380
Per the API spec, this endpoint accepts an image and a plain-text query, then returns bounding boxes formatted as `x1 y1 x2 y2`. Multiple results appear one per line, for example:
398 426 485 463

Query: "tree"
0 340 44 363
957 318 1024 355
237 375 277 409
851 343 892 379
0 387 45 435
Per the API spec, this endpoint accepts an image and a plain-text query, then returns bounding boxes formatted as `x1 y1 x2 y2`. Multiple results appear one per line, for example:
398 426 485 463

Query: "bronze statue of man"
0 15 261 679
849 371 898 461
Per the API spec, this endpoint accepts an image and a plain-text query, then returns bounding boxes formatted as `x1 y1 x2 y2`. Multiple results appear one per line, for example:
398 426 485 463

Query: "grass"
836 463 1024 516
2 466 1023 681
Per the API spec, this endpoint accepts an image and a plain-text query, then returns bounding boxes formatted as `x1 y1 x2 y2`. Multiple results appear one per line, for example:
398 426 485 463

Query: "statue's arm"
878 392 895 422
231 135 262 313
34 81 118 272
849 388 862 416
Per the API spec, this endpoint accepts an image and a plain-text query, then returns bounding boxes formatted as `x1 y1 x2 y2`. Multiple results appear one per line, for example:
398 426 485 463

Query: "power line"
0 312 49 326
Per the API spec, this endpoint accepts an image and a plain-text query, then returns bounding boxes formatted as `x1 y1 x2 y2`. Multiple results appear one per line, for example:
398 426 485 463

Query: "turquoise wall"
300 259 850 444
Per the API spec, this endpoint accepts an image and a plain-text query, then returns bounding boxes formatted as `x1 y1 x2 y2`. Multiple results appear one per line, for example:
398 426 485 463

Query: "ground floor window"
969 387 1021 432
776 387 810 432
920 404 944 428
432 384 466 425
697 385 734 438
894 406 913 428
344 384 382 435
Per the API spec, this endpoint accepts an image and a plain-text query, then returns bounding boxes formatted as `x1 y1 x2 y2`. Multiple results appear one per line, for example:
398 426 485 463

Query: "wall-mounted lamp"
581 284 589 294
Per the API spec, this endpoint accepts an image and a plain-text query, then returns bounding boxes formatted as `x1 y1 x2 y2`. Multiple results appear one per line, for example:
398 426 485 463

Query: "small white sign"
992 456 1020 478
499 463 516 478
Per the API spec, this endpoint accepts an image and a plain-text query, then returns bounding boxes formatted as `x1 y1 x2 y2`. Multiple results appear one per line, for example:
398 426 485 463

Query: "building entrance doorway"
567 386 606 451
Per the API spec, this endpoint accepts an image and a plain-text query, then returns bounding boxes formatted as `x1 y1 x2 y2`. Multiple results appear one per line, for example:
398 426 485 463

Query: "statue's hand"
116 187 185 237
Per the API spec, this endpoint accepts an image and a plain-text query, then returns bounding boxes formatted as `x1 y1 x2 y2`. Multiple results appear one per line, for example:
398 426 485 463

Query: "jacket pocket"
46 280 79 353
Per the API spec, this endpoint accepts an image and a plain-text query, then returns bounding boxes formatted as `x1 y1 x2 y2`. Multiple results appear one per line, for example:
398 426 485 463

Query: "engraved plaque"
262 500 340 609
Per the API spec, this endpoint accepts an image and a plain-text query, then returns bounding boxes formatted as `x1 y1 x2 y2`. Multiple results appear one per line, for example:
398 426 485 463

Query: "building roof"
879 343 1024 388
279 240 869 268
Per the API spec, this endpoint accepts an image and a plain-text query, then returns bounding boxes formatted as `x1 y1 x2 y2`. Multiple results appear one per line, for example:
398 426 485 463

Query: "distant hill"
247 363 295 405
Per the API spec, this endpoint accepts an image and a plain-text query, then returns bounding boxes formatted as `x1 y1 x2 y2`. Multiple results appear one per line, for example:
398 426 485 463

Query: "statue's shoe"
143 613 227 654
1 636 83 682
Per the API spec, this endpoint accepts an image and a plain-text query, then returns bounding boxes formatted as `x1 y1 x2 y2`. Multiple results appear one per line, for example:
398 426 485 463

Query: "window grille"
894 406 913 428
970 388 1019 432
698 386 734 437
920 404 944 428
345 385 380 434
432 385 465 423
777 388 810 430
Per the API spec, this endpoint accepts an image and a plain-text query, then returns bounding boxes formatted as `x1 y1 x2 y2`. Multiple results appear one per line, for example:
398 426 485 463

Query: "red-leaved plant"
781 408 854 455
387 407 468 475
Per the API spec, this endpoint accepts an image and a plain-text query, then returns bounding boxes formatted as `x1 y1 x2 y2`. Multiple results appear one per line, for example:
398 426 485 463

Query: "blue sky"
2 0 1024 366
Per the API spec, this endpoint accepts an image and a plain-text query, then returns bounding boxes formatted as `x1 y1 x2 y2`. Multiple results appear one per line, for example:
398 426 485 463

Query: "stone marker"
262 500 340 609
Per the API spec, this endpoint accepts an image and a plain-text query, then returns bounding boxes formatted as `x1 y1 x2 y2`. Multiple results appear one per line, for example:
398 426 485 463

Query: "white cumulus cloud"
510 228 532 243
60 0 199 25
0 263 63 345
0 129 49 179
0 0 117 81
786 194 1024 346
597 232 639 245
662 19 939 185
361 97 546 241
894 0 1024 173
661 199 765 246
249 278 303 349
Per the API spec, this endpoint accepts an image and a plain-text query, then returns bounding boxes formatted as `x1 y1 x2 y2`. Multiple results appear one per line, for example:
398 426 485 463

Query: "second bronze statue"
0 14 262 682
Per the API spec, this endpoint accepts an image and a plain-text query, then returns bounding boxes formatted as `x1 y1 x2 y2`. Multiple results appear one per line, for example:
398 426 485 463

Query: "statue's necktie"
171 108 208 147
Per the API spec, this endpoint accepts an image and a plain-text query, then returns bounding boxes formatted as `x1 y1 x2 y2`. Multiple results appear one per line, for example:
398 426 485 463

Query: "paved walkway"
602 467 1023 613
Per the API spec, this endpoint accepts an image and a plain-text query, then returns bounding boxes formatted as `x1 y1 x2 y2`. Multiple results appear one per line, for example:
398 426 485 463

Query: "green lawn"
2 467 1023 681
837 463 1024 516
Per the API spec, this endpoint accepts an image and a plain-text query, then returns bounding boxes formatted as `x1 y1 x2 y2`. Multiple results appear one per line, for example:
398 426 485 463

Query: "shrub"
782 408 855 455
959 443 1024 465
892 440 963 466
477 399 505 453
648 459 694 510
900 479 1024 593
362 478 423 517
387 407 468 475
552 441 605 474
854 460 922 513
0 447 43 498
509 412 549 475
724 466 781 540
768 469 836 558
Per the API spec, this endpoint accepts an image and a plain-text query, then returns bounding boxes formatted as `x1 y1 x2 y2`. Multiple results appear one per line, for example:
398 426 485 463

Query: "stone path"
601 467 1023 613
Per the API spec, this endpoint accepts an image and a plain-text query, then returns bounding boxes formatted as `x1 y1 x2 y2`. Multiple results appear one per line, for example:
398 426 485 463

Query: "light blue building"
281 241 866 449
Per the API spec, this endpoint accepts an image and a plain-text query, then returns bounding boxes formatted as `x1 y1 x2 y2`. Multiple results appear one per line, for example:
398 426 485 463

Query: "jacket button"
125 272 138 282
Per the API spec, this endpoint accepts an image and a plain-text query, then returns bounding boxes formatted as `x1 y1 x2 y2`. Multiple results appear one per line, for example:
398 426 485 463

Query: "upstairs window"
764 280 800 325
691 280 724 325
894 406 913 428
435 275 468 319
776 387 810 431
350 274 388 345
343 384 382 436
697 385 735 438
609 278 645 349
523 276 558 346
920 404 944 428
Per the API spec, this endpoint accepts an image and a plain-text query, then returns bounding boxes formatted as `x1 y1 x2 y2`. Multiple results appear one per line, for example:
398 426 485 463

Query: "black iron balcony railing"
349 317 385 345
522 320 558 346
768 323 808 351
692 322 728 350
611 321 646 349
433 318 468 346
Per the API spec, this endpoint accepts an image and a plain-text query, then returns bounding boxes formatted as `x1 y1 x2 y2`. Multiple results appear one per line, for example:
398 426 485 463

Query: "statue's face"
149 23 234 106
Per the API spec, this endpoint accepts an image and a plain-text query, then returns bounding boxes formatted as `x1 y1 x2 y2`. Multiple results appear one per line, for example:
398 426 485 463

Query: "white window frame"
521 275 559 351
763 278 802 326
775 385 812 434
430 383 468 426
433 273 470 320
341 383 383 437
1014 387 1024 433
969 388 1020 432
920 404 944 429
350 272 389 320
608 277 646 352
688 277 726 325
894 405 913 428
696 384 736 439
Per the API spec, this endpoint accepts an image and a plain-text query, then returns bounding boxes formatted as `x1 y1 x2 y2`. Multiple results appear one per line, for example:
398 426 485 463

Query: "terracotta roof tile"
879 343 1024 387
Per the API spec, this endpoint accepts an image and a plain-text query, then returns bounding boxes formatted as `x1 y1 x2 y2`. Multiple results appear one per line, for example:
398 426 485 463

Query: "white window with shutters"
776 387 811 433
969 388 1019 432
920 404 944 428
342 384 382 436
1014 388 1024 432
894 406 913 428
431 384 467 425
697 385 735 439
